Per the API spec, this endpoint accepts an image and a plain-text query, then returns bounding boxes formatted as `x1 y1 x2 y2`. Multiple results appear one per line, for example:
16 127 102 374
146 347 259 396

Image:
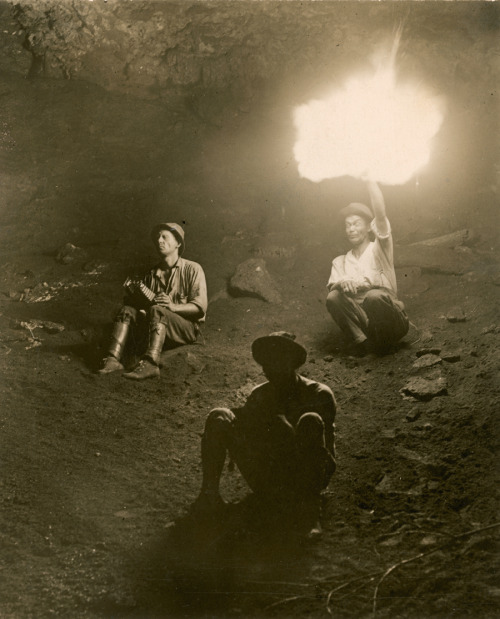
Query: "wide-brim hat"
339 202 373 223
150 222 185 255
252 331 307 369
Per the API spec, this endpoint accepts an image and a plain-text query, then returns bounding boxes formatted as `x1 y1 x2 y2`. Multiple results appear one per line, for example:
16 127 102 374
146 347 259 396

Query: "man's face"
261 357 296 389
345 215 370 246
155 229 181 258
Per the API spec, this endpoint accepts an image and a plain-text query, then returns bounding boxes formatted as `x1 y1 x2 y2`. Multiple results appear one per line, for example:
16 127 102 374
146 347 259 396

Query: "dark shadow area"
125 495 317 618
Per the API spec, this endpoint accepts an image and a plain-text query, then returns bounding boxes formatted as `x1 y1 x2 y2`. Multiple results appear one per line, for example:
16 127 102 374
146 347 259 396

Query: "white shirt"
327 217 397 294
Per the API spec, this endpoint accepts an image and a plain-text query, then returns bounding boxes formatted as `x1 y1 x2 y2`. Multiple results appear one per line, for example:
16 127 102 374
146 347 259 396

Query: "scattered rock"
416 347 441 357
441 351 461 363
323 355 334 362
481 324 499 335
406 409 422 422
446 308 466 323
56 243 88 264
381 428 399 439
82 260 108 274
400 376 448 401
14 319 64 334
420 535 438 546
412 354 442 371
8 290 23 301
228 258 282 303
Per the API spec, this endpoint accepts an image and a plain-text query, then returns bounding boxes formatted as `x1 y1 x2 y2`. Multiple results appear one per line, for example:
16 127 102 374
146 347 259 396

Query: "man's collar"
154 257 183 276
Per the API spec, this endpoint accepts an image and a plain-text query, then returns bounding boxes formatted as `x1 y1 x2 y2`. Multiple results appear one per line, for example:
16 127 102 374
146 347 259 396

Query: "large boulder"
228 258 282 303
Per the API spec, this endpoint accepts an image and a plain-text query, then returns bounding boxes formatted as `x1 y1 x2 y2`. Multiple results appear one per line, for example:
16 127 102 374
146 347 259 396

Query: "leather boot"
123 323 166 380
98 321 129 374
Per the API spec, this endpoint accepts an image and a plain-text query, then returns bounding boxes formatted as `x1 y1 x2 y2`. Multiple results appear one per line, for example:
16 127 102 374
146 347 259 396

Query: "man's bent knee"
205 407 235 429
363 288 389 306
116 305 137 324
296 412 325 447
326 289 342 312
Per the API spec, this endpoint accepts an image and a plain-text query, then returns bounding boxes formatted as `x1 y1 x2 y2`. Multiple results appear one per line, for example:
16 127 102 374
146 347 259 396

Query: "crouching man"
99 222 207 380
326 178 409 356
194 332 336 538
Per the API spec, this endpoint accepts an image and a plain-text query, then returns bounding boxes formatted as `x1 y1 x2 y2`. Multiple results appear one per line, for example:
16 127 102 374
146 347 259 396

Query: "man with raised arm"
193 332 336 538
326 178 409 356
99 222 207 380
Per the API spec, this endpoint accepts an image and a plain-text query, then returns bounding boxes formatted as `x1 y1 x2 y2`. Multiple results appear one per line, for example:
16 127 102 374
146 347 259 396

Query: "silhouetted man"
99 222 207 380
194 332 336 537
326 178 409 355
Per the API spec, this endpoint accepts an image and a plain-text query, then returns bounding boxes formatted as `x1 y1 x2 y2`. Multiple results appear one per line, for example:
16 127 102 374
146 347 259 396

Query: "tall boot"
98 321 129 374
124 322 166 380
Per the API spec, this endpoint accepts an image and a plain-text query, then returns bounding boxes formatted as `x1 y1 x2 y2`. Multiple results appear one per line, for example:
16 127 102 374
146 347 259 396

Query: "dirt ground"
0 72 499 619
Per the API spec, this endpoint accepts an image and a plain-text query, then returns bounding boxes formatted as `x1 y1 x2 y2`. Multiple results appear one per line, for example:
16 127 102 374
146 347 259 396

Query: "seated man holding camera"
99 222 207 380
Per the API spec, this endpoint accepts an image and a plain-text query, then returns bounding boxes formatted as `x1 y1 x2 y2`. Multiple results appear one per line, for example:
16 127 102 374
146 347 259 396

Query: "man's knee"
363 288 389 307
326 289 343 314
296 412 325 448
116 305 137 324
149 304 171 323
205 407 235 431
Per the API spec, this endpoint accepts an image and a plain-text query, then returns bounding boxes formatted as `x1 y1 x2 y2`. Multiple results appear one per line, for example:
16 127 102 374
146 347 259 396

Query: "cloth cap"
151 222 185 255
339 202 373 223
252 331 307 369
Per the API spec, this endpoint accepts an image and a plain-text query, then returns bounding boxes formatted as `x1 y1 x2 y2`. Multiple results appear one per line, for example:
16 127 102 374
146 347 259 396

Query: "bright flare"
293 44 445 185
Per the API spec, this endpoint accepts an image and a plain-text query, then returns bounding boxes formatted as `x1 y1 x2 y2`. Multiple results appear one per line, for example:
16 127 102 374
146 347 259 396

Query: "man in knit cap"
99 222 207 380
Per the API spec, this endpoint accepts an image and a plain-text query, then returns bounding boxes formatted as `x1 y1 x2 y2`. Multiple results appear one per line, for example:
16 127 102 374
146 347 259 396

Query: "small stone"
323 355 334 362
381 428 398 439
8 290 23 301
446 308 466 323
416 348 441 357
412 354 442 371
441 351 461 363
401 376 448 401
41 321 65 334
481 324 499 335
406 409 422 422
56 243 88 264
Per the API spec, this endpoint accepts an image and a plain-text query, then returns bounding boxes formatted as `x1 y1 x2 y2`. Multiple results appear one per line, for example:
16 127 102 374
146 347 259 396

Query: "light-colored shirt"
327 217 397 294
143 257 208 322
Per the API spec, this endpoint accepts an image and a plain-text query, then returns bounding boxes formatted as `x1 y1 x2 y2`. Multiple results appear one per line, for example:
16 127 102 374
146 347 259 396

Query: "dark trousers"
326 287 409 349
201 408 335 501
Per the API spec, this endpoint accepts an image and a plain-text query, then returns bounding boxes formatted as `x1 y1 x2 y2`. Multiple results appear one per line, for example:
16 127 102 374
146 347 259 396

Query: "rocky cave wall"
0 0 498 257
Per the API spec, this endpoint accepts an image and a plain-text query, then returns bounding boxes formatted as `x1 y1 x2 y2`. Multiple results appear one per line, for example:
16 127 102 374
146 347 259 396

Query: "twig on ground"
263 594 312 610
263 522 500 616
326 572 381 615
372 522 500 616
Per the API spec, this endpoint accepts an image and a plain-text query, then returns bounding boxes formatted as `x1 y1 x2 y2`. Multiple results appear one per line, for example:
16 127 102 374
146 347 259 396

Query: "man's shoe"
123 359 160 380
98 356 124 374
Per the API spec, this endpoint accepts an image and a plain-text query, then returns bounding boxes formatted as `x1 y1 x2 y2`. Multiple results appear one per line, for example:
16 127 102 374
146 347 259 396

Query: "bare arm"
365 178 390 237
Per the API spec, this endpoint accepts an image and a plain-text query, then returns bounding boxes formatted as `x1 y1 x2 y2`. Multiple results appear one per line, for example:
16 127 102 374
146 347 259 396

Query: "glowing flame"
293 35 445 185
